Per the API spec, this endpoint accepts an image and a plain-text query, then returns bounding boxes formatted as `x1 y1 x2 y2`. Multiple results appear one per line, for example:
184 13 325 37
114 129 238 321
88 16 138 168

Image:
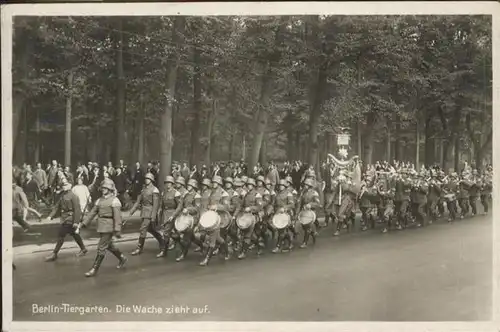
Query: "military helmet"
256 175 265 183
224 177 234 185
234 178 243 187
212 175 223 185
176 176 186 186
100 178 115 191
187 179 198 189
304 178 315 188
247 178 256 186
202 178 212 187
145 172 155 181
241 176 249 184
164 175 175 184
278 179 287 187
286 176 293 185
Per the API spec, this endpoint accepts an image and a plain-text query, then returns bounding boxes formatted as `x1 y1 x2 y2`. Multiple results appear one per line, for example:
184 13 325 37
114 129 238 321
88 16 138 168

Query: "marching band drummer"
233 178 263 259
443 172 460 222
468 170 481 216
175 179 203 262
295 178 320 248
128 172 165 257
411 170 429 228
157 176 183 258
79 179 127 277
222 177 241 251
427 170 441 224
255 176 272 253
194 176 230 266
394 168 411 229
193 178 213 253
272 179 295 253
264 178 277 240
458 171 472 219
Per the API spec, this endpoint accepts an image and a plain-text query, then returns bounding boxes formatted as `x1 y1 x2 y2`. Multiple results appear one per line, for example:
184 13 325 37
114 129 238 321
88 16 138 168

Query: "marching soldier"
333 171 357 236
480 171 492 215
79 179 127 277
272 179 295 253
443 172 459 222
128 172 165 256
410 174 428 227
158 175 182 258
223 177 241 249
234 178 263 259
394 169 411 229
468 170 481 216
427 171 441 223
193 178 213 253
458 171 471 218
322 164 337 228
45 181 87 262
295 178 320 247
255 176 272 252
379 173 396 233
175 179 203 262
265 178 277 240
194 176 230 265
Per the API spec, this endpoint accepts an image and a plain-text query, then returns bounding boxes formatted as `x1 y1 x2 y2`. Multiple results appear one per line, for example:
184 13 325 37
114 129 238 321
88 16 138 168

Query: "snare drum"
236 213 255 230
219 210 233 229
272 213 291 230
174 214 194 233
298 210 316 226
199 210 221 231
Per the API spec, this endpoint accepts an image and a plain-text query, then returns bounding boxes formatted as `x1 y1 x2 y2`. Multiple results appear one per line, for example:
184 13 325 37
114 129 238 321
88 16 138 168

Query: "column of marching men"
11 159 492 276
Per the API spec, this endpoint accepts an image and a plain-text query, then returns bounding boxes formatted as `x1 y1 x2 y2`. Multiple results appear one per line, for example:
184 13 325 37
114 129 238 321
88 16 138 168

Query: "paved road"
12 214 492 321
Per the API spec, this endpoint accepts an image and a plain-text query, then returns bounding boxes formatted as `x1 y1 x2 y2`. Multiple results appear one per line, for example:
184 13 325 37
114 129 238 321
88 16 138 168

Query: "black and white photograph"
2 2 498 330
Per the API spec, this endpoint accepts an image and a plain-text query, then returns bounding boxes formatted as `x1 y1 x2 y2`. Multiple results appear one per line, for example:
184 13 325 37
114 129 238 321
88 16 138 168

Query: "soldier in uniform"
457 171 471 218
175 179 203 262
333 171 357 236
480 171 492 215
222 177 241 250
284 176 299 244
194 176 230 265
272 179 295 253
79 179 127 277
468 170 481 216
295 178 320 248
158 175 182 257
128 172 164 256
379 173 396 233
255 175 272 252
427 171 441 223
264 178 277 240
12 180 33 233
234 178 263 259
45 181 87 262
193 178 213 253
358 175 374 232
442 172 459 222
394 169 411 229
410 174 428 227
322 164 337 228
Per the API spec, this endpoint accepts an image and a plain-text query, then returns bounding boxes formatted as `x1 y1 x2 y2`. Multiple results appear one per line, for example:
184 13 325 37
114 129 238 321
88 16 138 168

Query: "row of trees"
13 15 492 188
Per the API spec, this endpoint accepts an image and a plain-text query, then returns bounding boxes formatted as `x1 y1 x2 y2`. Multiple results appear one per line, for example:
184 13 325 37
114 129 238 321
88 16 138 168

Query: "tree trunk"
363 113 377 164
415 120 420 171
34 107 40 162
115 17 126 164
205 99 217 166
454 135 460 173
394 120 401 161
286 130 294 161
424 112 435 167
242 133 246 161
439 138 444 168
248 19 287 171
138 93 145 165
64 70 74 167
190 26 202 168
159 17 185 191
386 121 391 161
259 134 267 165
357 121 363 157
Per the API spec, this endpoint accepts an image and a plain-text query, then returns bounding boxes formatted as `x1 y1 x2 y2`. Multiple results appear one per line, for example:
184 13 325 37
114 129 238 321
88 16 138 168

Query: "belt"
99 216 113 219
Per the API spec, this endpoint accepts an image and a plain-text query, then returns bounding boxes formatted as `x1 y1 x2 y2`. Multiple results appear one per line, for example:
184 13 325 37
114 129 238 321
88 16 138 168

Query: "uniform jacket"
395 179 411 201
208 187 230 213
226 188 242 214
130 184 160 220
182 191 202 217
48 190 81 224
47 167 58 188
295 188 320 214
83 194 122 233
235 189 262 215
160 187 182 220
274 190 295 213
200 188 212 212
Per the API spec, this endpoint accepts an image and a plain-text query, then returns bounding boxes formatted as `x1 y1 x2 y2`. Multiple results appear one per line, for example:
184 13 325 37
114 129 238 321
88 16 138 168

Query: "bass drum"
272 213 291 230
199 210 221 231
298 210 316 226
174 214 194 233
218 210 233 229
236 213 255 230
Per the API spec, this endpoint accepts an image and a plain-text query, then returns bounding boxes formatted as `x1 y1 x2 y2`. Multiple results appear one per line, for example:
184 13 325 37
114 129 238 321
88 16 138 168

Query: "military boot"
237 243 248 260
116 254 128 269
300 233 310 249
199 247 214 266
131 237 145 256
76 249 88 257
222 242 231 261
45 252 58 262
85 254 105 277
176 244 189 262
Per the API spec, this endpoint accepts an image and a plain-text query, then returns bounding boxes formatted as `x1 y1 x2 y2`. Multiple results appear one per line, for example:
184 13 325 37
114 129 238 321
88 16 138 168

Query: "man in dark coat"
132 162 144 201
